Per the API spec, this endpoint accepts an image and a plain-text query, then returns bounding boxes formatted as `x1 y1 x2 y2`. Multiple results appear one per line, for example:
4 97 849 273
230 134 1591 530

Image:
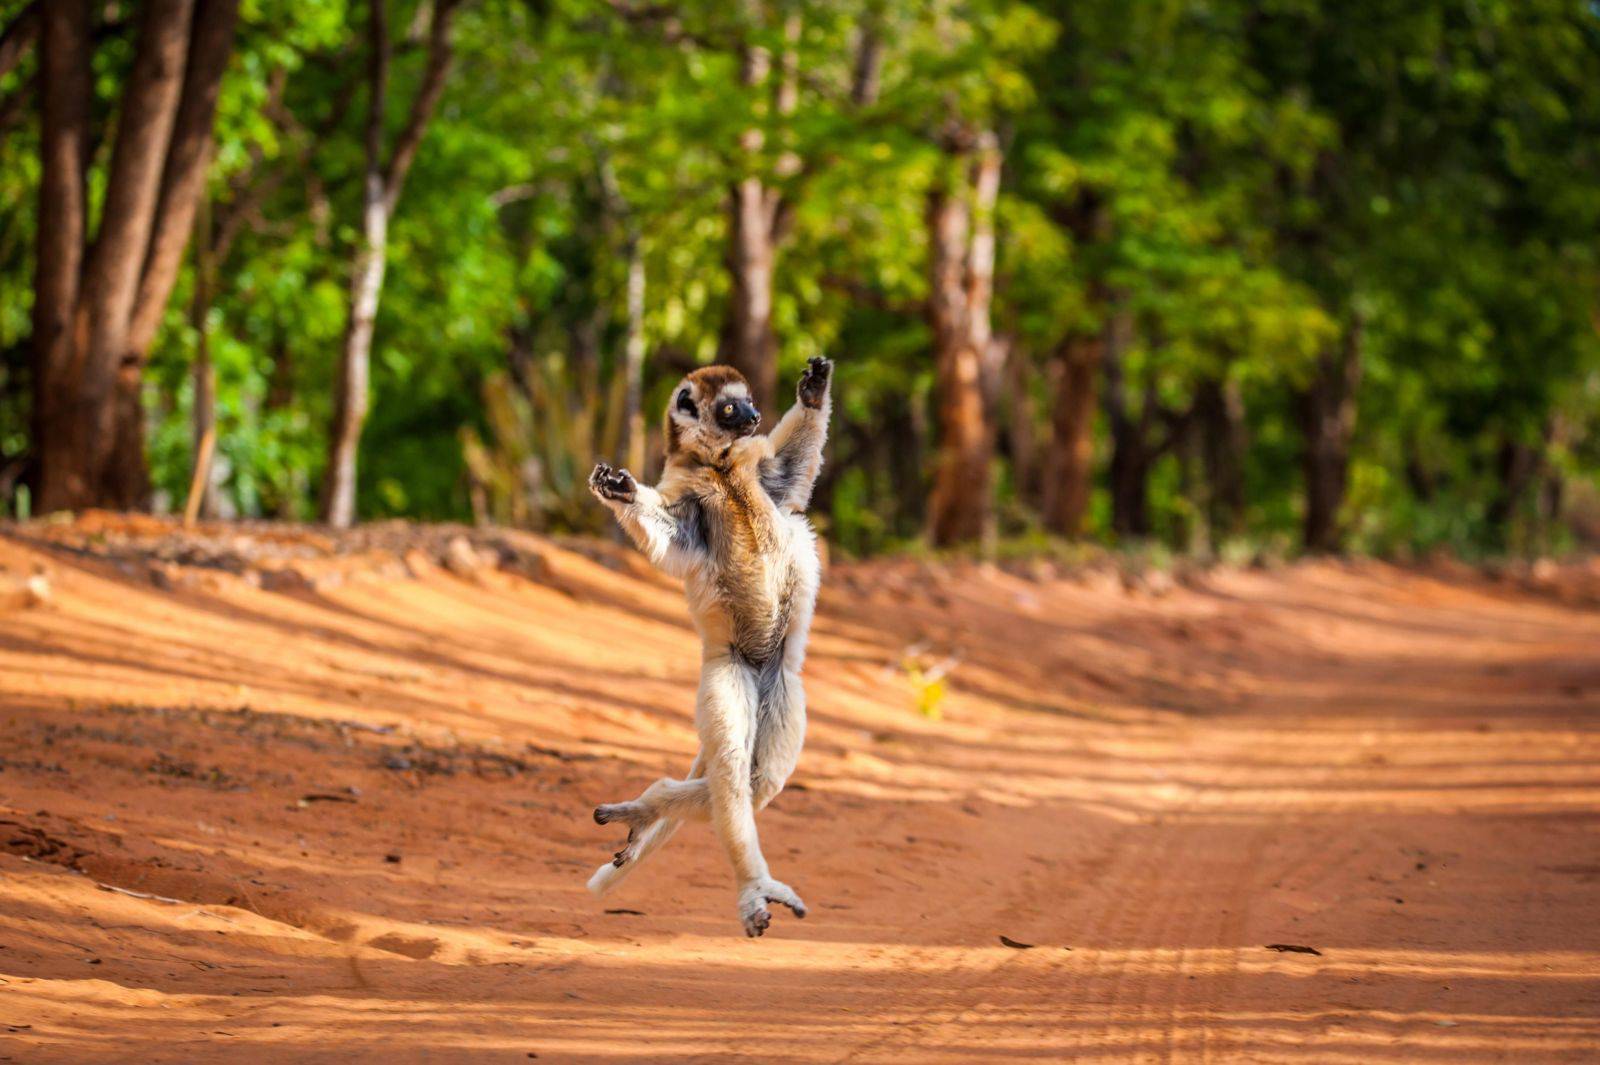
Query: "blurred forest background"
1 0 1598 558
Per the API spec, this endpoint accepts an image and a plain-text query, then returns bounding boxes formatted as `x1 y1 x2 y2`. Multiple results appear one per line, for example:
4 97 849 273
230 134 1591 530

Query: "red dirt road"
1 518 1598 1062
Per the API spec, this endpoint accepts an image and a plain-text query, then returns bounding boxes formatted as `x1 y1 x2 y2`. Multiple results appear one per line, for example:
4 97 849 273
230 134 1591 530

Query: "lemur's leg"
595 774 710 832
594 765 710 868
751 667 806 810
758 357 832 513
586 752 704 896
589 463 704 577
698 655 806 936
595 667 803 843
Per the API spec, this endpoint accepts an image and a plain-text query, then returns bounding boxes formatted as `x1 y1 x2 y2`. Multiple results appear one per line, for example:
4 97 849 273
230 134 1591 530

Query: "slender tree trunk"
1299 315 1363 552
725 173 778 414
321 0 389 527
1177 411 1205 553
30 0 92 513
262 330 298 517
1003 340 1037 507
322 168 389 527
622 230 647 474
926 128 1001 547
1487 430 1546 551
190 294 216 519
926 175 980 544
720 11 802 416
1536 415 1571 551
1041 330 1102 536
189 192 217 519
1194 375 1246 538
850 9 882 107
75 0 195 508
1041 194 1111 539
127 0 240 359
1101 304 1154 539
320 0 460 526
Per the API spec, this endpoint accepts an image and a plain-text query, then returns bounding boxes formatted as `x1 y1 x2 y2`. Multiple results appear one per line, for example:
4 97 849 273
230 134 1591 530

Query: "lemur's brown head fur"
664 365 761 465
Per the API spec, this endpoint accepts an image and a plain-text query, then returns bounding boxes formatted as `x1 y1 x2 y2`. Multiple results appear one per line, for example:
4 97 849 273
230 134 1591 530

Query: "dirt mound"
1 518 1598 1062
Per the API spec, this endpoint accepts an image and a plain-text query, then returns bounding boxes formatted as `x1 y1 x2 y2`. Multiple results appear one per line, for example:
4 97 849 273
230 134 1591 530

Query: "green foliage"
2 0 1597 554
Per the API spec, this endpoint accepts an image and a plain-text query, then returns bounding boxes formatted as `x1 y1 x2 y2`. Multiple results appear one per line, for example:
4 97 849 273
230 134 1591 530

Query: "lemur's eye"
676 389 696 416
721 403 735 417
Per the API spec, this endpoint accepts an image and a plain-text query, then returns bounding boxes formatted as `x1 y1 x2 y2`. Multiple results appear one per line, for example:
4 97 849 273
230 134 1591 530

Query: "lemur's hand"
589 462 637 504
798 356 832 410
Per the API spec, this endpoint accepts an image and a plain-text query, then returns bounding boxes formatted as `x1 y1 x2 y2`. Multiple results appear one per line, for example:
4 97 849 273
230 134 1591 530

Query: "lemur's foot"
593 800 651 829
588 462 637 503
738 877 807 937
609 827 638 867
594 801 654 866
798 356 832 409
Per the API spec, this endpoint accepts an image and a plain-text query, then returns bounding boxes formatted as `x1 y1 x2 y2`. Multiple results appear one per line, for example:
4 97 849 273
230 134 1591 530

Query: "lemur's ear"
675 388 697 416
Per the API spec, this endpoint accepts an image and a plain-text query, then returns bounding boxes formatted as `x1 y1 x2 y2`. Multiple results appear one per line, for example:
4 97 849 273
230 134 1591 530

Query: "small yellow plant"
900 644 959 720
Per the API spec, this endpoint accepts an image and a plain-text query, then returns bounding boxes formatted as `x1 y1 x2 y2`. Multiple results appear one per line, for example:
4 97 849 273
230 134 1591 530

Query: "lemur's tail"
586 817 682 897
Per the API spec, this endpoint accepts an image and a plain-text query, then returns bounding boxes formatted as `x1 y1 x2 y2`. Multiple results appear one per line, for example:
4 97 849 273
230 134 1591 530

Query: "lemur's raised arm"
589 465 706 578
759 357 832 512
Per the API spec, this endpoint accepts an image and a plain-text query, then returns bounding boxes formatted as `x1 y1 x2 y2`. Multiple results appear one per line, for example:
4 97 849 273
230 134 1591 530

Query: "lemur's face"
665 365 761 461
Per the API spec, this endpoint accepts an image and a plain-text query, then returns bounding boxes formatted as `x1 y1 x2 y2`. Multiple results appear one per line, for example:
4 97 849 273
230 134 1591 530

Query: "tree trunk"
1194 375 1246 538
319 0 460 526
322 171 389 526
127 0 240 359
1299 315 1363 553
320 0 391 527
262 330 297 517
32 0 240 513
1101 305 1153 539
720 11 801 416
926 129 1001 547
621 230 647 474
1536 414 1571 551
725 174 778 414
189 192 217 520
850 13 882 107
1041 330 1102 536
1486 430 1545 551
190 293 216 519
115 0 239 511
30 0 92 513
76 0 196 508
1003 340 1037 507
109 0 240 510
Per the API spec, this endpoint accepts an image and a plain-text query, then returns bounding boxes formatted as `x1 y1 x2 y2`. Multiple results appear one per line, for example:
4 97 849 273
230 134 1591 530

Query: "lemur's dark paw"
589 462 636 503
798 356 832 409
738 878 806 937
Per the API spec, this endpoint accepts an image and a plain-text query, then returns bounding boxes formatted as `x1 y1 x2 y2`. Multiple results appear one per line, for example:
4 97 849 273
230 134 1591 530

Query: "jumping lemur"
586 356 832 937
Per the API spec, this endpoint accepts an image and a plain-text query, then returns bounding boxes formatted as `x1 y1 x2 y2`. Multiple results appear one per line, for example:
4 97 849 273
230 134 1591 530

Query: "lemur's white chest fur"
586 358 833 937
667 438 821 667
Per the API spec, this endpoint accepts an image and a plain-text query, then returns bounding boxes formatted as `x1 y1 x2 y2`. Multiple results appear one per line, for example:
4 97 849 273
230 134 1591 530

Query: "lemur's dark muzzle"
716 397 761 434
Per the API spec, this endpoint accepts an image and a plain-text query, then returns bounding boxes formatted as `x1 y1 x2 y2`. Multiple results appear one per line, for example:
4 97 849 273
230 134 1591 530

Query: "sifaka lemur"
586 356 832 937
